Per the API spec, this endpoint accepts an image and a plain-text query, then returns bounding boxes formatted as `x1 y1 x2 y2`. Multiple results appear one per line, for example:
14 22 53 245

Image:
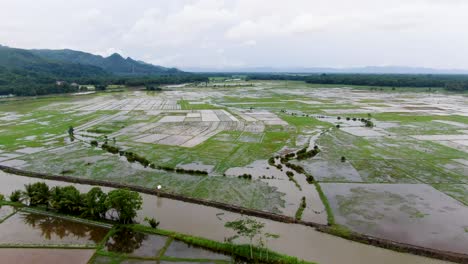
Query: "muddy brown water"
105 227 231 261
0 212 108 245
0 171 453 264
0 248 96 264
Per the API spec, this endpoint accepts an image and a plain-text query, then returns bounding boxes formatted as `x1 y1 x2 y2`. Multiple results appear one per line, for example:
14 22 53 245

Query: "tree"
105 189 142 224
144 217 160 228
10 190 23 202
49 186 83 214
23 182 50 207
81 187 108 219
68 126 74 137
225 217 266 259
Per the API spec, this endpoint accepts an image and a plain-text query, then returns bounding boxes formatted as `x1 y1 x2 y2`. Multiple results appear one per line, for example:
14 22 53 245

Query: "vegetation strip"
294 197 306 221
1 166 467 263
131 224 313 264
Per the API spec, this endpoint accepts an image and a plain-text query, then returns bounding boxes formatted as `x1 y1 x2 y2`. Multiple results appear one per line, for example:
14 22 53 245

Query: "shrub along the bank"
295 197 306 220
238 174 253 180
98 142 208 175
296 146 320 160
132 224 314 264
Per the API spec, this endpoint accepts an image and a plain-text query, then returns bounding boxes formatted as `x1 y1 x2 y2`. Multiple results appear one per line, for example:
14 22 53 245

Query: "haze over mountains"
185 66 468 75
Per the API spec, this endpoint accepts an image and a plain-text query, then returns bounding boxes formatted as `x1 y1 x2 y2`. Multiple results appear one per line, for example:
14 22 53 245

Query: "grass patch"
314 182 334 225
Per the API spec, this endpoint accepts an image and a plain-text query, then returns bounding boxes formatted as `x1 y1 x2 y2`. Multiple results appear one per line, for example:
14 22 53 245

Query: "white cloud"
0 0 467 68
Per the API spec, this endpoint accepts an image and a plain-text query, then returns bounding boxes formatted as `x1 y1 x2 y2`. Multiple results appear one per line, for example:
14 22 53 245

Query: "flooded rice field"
322 183 468 254
105 227 231 262
0 171 453 264
0 81 467 263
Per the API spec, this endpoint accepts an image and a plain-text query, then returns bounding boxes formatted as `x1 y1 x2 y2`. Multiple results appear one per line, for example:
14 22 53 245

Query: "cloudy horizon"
1 0 468 70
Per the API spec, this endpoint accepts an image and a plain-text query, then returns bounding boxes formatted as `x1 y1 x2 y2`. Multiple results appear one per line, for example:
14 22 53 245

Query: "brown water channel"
0 171 453 264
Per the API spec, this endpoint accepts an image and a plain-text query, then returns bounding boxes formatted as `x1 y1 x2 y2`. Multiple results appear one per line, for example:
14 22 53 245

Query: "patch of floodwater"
295 160 362 182
0 205 15 220
322 183 468 254
341 127 385 137
0 159 28 168
434 120 468 128
373 121 400 129
0 153 21 162
225 160 327 224
20 135 37 141
0 248 96 264
296 134 311 146
106 228 167 257
0 171 452 264
15 147 47 154
176 162 214 173
164 239 231 260
0 112 23 121
0 212 109 245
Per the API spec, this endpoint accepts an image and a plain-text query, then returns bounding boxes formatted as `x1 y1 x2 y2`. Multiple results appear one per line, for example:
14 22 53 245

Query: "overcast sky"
1 0 468 69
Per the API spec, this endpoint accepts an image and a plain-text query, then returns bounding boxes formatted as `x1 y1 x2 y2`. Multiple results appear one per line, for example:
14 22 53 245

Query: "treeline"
0 74 208 96
245 73 468 91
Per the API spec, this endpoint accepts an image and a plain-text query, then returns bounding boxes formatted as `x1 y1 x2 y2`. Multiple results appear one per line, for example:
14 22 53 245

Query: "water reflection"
106 227 147 254
21 213 107 243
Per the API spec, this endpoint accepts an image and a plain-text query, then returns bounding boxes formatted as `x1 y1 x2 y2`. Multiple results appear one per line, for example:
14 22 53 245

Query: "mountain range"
0 44 181 79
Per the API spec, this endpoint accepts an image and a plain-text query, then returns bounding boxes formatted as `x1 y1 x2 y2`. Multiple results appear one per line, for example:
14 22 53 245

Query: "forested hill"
31 49 181 76
0 45 108 78
0 45 201 96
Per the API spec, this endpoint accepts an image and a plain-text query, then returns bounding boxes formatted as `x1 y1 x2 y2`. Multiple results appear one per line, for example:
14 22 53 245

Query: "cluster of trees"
238 173 253 180
296 145 320 160
246 73 468 91
97 140 209 175
0 74 209 96
9 182 143 224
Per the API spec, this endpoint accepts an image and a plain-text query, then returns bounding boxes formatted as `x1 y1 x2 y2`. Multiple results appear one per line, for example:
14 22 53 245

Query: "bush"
268 157 275 166
0 193 4 201
90 140 98 147
101 143 120 154
295 197 306 220
238 174 252 180
144 217 160 228
10 190 22 202
341 156 346 162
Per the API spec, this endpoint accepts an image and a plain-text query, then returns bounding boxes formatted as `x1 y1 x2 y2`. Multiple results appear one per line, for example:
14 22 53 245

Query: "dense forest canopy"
245 73 468 92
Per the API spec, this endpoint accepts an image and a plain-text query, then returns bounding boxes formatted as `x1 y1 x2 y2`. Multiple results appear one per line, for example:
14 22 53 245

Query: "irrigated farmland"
0 80 467 259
